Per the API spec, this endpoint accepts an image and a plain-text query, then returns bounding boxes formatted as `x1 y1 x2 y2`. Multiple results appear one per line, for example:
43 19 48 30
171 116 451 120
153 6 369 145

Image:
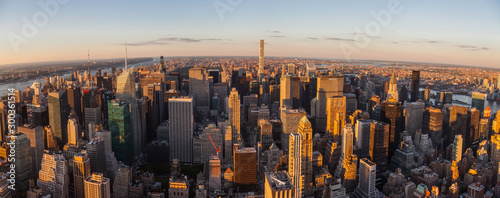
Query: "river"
0 58 158 96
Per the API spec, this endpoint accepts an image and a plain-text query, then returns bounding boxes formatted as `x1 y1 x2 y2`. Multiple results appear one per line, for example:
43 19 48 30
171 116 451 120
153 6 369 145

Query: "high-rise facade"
405 102 425 138
74 152 91 198
288 133 302 198
233 146 257 186
67 118 79 145
411 70 420 102
355 119 373 157
369 121 390 174
48 91 69 148
258 40 265 79
264 171 295 198
84 173 111 198
37 151 69 198
280 107 306 151
380 100 402 159
18 125 44 179
189 66 210 114
353 158 378 198
315 74 343 132
471 92 487 115
297 117 313 196
452 134 463 162
387 71 398 102
228 88 241 143
115 66 142 158
7 133 32 195
108 99 133 165
280 75 293 108
87 138 107 176
169 96 194 163
326 96 346 141
113 164 131 198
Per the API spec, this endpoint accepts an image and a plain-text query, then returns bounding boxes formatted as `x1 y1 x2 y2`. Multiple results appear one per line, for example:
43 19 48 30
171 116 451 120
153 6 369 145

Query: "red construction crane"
207 133 221 155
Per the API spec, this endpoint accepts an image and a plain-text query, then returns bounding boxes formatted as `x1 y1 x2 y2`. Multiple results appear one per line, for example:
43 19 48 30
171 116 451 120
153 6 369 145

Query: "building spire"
88 48 91 75
125 40 128 70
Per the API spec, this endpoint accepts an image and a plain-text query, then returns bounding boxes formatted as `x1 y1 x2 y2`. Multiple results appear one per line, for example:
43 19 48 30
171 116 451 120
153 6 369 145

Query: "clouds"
117 37 223 46
456 45 490 51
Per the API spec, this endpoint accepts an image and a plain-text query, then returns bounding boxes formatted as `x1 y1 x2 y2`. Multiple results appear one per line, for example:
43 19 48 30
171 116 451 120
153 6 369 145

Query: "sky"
0 0 499 67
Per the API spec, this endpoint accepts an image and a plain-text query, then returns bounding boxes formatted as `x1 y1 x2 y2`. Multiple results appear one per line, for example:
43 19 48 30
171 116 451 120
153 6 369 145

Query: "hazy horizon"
1 0 499 68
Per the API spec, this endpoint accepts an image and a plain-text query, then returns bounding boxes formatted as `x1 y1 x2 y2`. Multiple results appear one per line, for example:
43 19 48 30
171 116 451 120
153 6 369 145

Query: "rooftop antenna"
88 49 91 76
125 40 128 70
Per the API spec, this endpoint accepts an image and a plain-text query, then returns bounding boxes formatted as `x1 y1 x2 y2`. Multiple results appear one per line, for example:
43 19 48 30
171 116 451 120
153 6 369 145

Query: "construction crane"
207 133 221 155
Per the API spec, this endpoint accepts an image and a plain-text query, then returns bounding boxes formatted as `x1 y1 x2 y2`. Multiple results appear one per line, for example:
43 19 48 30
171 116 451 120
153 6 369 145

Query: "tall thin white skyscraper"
228 88 241 143
289 133 302 198
258 40 264 79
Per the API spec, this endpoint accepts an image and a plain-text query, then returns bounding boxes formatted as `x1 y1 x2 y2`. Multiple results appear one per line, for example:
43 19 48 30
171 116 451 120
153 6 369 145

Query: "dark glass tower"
411 70 420 102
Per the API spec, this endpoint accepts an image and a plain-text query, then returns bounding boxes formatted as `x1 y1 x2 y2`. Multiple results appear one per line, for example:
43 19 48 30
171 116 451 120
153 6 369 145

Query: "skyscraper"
113 164 131 198
258 40 265 79
452 134 463 162
315 74 343 132
18 125 44 179
405 102 425 139
280 75 293 108
355 119 373 157
84 173 111 198
471 92 487 115
7 132 32 195
48 91 68 148
387 71 398 102
353 158 379 198
74 152 91 198
370 121 390 174
411 70 420 102
115 66 142 158
108 99 133 165
334 124 357 192
228 88 241 144
67 118 79 145
37 151 69 198
297 116 313 195
189 66 210 114
288 133 302 198
423 107 443 148
233 146 257 188
169 96 194 163
280 107 306 151
326 96 346 141
380 100 402 159
87 138 107 176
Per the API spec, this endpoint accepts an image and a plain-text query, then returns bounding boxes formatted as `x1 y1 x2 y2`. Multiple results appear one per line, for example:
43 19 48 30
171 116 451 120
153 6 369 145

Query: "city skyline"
0 0 499 68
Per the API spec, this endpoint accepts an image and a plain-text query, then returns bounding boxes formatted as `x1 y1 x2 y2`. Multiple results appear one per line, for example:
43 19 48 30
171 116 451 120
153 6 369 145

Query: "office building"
0 172 12 198
7 132 32 195
228 88 241 143
280 75 293 108
48 91 69 148
115 66 142 158
288 133 302 198
67 118 79 145
108 99 133 165
297 117 313 195
84 173 111 198
405 102 425 138
264 171 295 198
87 138 107 176
326 96 346 141
37 151 69 198
380 100 402 158
169 96 194 163
370 121 390 174
233 146 257 187
471 92 487 115
411 70 420 102
452 135 463 162
353 158 378 198
113 164 131 198
18 125 44 179
169 176 189 198
74 152 91 198
280 107 306 151
315 75 343 132
355 119 373 157
189 66 210 114
387 71 398 102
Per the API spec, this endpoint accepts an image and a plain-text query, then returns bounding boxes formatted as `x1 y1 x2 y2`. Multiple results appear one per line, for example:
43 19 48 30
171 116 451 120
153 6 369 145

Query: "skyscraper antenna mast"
125 40 128 70
88 49 91 75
